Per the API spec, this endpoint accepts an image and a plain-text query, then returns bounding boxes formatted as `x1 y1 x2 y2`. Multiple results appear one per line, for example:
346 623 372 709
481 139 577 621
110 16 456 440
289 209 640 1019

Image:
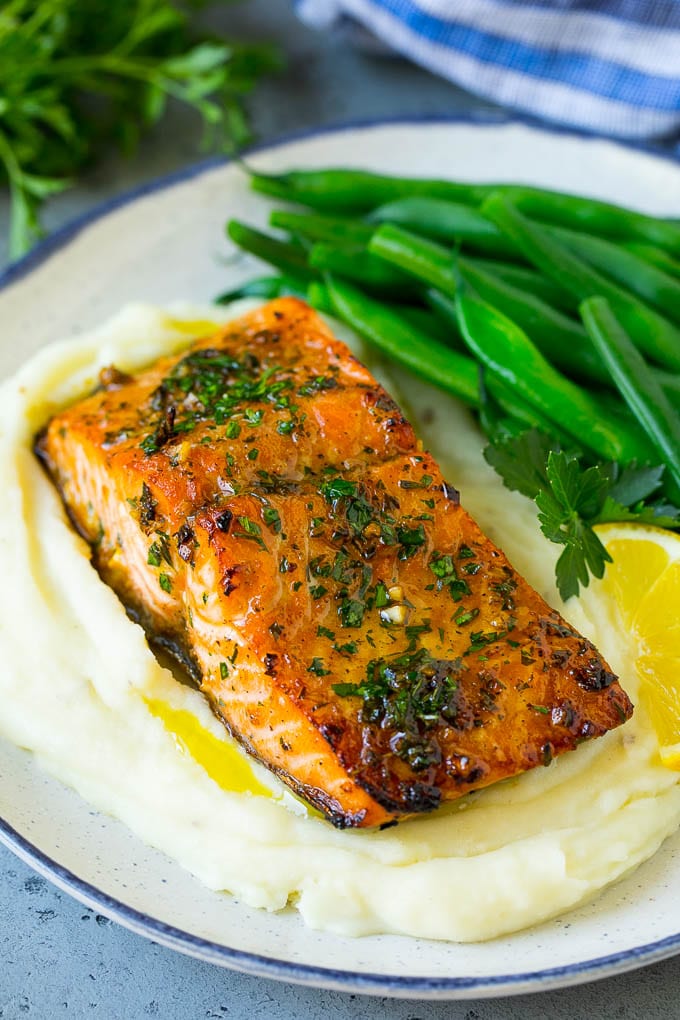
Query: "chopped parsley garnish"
331 550 353 584
398 474 433 490
159 573 172 593
139 482 157 527
309 515 325 537
339 597 365 628
298 374 339 396
429 553 471 602
309 555 331 578
454 608 480 627
333 646 464 770
307 657 330 676
139 348 293 452
491 577 517 610
334 641 358 655
263 506 282 533
319 477 357 502
151 531 172 566
243 408 264 426
464 623 515 656
147 544 162 567
234 515 265 549
219 662 229 680
396 524 426 560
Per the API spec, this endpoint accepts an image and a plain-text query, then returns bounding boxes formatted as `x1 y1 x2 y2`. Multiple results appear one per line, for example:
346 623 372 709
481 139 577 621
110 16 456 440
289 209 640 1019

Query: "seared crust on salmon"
37 298 633 828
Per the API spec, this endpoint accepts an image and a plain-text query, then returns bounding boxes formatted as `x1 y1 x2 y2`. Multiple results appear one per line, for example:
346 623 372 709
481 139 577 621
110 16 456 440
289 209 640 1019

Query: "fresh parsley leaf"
319 477 357 502
332 682 360 697
483 428 555 500
607 462 666 506
531 453 614 601
550 519 612 602
598 497 680 530
545 451 611 522
484 430 679 601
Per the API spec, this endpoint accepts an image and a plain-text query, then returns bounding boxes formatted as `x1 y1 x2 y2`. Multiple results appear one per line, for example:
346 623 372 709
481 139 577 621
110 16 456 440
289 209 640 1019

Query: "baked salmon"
37 298 633 828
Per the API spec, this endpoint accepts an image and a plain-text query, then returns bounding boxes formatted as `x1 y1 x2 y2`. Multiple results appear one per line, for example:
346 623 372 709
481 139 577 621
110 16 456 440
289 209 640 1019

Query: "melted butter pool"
145 697 272 799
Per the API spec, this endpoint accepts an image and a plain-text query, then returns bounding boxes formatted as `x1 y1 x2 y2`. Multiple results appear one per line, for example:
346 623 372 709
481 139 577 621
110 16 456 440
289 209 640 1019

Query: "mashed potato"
0 301 678 943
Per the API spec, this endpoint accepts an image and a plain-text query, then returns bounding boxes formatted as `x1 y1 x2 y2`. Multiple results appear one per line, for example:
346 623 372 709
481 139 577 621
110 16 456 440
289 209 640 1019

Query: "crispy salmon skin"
37 298 633 828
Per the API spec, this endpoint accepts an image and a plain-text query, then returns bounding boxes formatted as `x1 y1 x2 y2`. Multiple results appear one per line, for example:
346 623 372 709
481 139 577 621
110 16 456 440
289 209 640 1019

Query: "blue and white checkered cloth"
296 1 680 140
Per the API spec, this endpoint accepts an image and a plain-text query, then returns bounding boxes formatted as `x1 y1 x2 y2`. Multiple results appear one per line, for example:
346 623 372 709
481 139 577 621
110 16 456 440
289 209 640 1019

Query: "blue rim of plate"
1 112 679 998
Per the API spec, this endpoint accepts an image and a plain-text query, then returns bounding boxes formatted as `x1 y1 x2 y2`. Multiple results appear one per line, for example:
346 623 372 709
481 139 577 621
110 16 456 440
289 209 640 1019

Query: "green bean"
249 168 489 211
551 226 680 326
216 273 309 304
460 260 608 385
654 368 680 408
477 369 534 443
367 197 520 259
581 297 680 501
463 258 576 314
482 196 680 372
623 243 680 281
309 280 457 345
369 224 577 316
504 188 680 255
454 274 656 464
486 380 576 438
368 224 607 381
248 168 680 253
309 241 419 296
227 220 316 280
322 276 588 437
368 200 576 310
307 280 336 317
425 277 606 387
323 275 479 405
426 289 578 442
368 223 455 291
269 210 374 246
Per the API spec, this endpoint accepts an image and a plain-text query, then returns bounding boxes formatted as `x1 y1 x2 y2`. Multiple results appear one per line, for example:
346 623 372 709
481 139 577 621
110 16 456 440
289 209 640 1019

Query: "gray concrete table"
2 3 679 1016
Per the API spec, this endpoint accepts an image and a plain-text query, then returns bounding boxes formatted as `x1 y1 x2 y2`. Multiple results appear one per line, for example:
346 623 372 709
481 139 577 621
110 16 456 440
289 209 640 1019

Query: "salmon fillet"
37 298 633 828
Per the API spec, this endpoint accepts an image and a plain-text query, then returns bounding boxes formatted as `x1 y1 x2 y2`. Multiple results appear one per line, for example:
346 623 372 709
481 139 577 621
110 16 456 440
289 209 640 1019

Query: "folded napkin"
296 0 680 140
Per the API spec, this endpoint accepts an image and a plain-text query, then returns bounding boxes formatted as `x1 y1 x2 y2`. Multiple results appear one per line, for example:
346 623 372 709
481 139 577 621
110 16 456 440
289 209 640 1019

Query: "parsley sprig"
485 429 680 601
0 0 279 260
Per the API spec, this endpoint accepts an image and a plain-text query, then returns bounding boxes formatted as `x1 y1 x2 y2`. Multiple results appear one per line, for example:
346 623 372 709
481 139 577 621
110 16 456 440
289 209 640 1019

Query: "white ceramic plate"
2 117 680 999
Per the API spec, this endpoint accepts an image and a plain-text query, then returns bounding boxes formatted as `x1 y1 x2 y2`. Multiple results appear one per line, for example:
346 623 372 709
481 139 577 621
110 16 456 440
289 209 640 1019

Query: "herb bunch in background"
0 0 279 260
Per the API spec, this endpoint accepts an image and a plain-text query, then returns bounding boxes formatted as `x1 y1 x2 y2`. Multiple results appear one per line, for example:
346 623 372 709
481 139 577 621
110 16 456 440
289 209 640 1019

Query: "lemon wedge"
589 523 680 768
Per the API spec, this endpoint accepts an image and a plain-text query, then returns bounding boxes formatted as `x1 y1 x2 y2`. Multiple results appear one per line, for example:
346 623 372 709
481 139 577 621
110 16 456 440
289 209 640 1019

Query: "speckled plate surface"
1 116 680 999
